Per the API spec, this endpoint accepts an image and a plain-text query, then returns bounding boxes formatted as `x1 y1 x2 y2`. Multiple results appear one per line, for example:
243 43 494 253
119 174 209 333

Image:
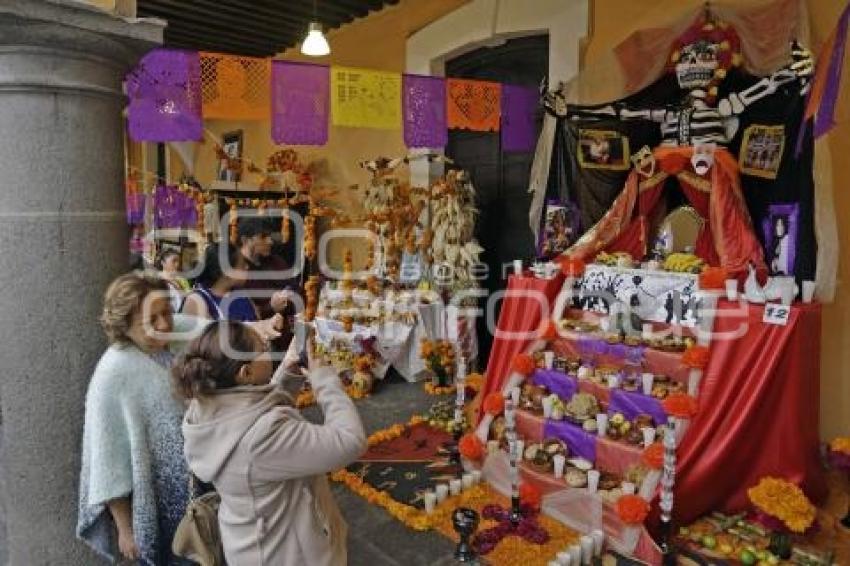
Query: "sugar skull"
675 39 720 89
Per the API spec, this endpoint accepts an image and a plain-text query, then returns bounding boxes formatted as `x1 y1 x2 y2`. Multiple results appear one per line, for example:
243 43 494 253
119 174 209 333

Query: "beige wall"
584 0 850 440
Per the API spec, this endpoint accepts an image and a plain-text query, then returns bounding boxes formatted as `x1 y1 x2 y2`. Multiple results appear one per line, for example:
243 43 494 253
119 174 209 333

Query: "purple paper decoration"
543 419 597 463
532 369 578 401
501 84 539 152
271 61 329 146
814 4 850 139
126 49 203 142
125 192 146 225
403 74 447 148
607 390 668 426
153 185 197 228
762 203 799 277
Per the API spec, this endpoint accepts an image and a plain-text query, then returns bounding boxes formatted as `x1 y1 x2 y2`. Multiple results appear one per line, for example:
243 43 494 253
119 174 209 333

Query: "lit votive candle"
423 491 437 514
462 473 474 490
471 470 483 485
580 535 594 565
591 529 605 556
450 479 462 496
435 483 449 503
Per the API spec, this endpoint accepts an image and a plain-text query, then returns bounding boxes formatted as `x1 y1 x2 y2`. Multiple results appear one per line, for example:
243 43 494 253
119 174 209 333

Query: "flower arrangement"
616 494 651 524
420 339 456 387
519 482 542 509
483 392 505 416
512 353 536 377
699 266 728 290
663 393 699 418
459 433 485 461
747 477 817 533
641 443 665 470
682 345 711 369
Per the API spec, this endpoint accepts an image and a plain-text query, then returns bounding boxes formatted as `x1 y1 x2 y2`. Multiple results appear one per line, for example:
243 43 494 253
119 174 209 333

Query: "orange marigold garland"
698 266 728 290
459 433 485 461
682 345 710 369
483 392 505 416
747 477 817 533
616 494 651 524
662 393 699 419
512 353 536 377
641 442 665 470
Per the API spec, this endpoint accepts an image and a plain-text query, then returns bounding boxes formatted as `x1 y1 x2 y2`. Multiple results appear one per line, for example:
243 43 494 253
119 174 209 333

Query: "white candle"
607 374 619 389
580 535 594 565
471 470 483 485
544 351 555 369
556 551 572 565
591 529 605 556
450 479 462 496
642 323 653 340
596 413 609 437
568 544 581 565
587 469 600 493
725 279 738 301
515 439 525 461
641 426 656 447
621 481 636 495
462 473 474 490
435 484 448 502
514 260 523 276
510 386 521 405
423 491 437 514
553 454 566 478
641 373 654 396
802 280 816 303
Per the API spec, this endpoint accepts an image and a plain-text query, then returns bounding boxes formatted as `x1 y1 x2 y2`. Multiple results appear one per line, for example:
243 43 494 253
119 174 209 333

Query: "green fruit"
740 550 757 565
679 527 690 536
756 551 767 561
767 555 780 565
701 535 717 549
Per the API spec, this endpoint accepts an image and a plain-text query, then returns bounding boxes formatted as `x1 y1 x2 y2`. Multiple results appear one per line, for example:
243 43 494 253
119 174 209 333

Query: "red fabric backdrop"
484 276 827 521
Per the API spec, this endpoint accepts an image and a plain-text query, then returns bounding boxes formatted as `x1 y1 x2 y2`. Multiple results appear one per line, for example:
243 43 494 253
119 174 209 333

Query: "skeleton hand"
790 40 814 94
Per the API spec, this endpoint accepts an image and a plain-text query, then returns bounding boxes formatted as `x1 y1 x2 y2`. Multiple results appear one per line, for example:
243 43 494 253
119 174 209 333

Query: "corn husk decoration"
429 169 482 285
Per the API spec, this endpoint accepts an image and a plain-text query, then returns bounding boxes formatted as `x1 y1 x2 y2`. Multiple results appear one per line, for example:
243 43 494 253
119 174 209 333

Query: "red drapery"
484 277 826 520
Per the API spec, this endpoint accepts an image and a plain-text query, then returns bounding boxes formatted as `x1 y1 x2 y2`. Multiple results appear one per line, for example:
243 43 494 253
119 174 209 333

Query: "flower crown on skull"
667 16 742 102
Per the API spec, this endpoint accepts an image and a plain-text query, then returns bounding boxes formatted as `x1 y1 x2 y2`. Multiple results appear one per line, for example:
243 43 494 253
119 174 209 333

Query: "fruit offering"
662 252 705 273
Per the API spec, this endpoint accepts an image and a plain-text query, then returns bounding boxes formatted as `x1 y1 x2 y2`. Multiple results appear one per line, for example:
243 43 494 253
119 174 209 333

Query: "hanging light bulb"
300 22 330 56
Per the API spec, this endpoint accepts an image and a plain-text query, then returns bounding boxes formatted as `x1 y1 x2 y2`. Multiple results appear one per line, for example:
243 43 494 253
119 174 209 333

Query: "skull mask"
675 39 719 89
631 146 657 179
691 143 716 176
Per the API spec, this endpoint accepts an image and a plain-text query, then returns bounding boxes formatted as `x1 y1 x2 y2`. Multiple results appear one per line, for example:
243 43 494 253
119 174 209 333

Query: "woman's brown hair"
101 271 169 344
172 320 259 399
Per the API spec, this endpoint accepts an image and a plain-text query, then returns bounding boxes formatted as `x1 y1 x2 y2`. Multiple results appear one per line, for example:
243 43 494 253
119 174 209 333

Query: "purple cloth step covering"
543 419 597 463
607 389 668 425
532 369 578 401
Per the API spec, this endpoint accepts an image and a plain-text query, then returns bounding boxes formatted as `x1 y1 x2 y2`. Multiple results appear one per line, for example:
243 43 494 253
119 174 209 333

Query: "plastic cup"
544 351 555 369
553 454 566 478
641 373 654 396
581 535 594 564
642 323 653 340
591 529 605 556
471 470 483 485
621 481 636 495
435 484 449 502
587 469 600 493
607 374 619 389
642 427 656 447
802 280 815 303
423 491 436 514
450 479 462 496
596 413 609 437
542 396 555 418
514 260 523 276
725 279 738 301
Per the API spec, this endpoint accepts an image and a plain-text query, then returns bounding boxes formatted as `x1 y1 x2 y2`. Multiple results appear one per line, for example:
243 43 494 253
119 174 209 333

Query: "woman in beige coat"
173 320 367 565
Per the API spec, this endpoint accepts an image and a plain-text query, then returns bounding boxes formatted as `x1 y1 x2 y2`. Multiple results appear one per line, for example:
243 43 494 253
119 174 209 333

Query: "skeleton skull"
675 40 720 89
690 143 716 176
631 146 656 179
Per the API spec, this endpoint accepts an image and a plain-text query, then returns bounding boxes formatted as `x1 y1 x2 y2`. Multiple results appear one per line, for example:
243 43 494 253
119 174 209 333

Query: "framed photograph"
739 124 785 179
762 203 799 276
537 200 578 259
217 130 243 182
577 129 630 170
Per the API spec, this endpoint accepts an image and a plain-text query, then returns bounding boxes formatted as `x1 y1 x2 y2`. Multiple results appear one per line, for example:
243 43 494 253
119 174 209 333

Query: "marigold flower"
459 433 485 461
698 266 727 290
662 393 699 418
519 482 542 509
747 477 816 533
483 392 506 416
512 353 536 377
641 443 664 470
682 345 710 369
616 494 650 524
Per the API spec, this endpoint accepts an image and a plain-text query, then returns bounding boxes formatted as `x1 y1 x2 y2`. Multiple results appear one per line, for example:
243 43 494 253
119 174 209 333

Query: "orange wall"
585 0 850 440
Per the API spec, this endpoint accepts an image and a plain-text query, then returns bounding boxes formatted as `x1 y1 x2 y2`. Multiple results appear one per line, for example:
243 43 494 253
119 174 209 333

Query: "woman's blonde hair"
101 271 169 344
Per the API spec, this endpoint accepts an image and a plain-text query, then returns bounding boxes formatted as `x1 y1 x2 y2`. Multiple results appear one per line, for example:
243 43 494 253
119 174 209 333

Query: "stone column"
0 2 162 563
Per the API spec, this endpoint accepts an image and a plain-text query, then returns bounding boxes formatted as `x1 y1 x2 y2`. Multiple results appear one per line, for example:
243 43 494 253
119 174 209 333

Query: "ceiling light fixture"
300 0 331 57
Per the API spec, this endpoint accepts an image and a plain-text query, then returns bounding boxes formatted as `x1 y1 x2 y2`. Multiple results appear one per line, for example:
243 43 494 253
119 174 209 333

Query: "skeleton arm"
718 41 813 117
544 83 667 122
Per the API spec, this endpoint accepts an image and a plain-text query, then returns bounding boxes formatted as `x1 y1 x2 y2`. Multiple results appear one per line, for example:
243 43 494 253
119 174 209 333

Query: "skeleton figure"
548 18 813 148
